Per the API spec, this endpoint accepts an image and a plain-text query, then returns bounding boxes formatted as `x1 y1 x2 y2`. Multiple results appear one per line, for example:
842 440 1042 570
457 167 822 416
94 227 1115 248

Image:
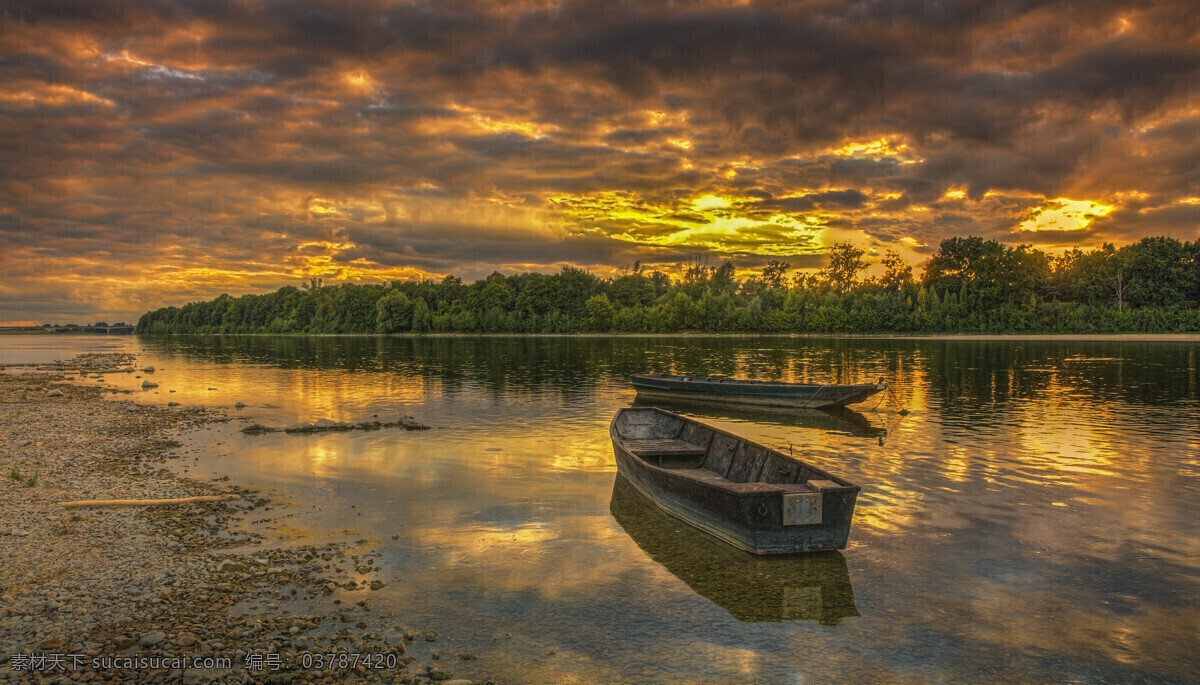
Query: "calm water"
5 334 1199 683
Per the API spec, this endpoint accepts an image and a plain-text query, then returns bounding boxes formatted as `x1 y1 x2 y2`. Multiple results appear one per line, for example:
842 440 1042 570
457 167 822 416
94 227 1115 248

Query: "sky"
1 0 1198 324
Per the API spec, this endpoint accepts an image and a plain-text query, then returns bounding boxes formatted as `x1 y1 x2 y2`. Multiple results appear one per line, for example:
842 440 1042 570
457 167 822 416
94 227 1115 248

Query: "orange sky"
1 1 1198 323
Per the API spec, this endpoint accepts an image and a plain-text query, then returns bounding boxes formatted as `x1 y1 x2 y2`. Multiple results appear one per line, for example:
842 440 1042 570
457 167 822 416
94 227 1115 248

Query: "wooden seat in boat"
670 468 819 494
623 439 708 458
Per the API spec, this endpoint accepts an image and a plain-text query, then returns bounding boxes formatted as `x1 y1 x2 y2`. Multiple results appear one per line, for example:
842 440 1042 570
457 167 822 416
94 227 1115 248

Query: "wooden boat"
630 396 887 440
631 373 886 409
610 406 861 554
610 474 858 623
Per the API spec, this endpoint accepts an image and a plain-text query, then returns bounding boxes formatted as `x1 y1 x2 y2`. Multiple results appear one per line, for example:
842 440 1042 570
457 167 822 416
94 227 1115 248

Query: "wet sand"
0 354 483 684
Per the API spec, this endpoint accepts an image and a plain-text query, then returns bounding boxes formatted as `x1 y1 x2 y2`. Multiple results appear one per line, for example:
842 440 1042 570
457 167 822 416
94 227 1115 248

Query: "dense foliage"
138 236 1200 335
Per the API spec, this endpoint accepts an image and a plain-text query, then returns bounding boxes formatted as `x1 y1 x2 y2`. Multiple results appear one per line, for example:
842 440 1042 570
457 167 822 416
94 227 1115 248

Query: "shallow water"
6 334 1199 682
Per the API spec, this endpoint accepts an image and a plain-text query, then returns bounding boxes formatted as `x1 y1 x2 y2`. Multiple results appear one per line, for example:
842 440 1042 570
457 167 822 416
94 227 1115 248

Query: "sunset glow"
1 1 1197 322
1017 199 1116 234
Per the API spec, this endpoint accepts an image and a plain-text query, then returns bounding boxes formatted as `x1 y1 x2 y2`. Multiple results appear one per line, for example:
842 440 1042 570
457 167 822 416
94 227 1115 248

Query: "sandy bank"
0 354 487 684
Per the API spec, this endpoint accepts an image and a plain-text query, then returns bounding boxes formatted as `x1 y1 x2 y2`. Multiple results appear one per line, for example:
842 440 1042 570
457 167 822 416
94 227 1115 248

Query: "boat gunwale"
631 373 885 393
609 406 861 497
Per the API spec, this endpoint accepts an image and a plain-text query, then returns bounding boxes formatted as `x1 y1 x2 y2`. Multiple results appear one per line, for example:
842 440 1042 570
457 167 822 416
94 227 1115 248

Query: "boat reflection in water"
632 396 886 440
609 475 860 624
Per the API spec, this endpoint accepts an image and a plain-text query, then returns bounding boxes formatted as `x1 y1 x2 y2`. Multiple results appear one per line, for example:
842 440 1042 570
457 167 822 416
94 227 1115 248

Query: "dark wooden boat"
610 406 861 554
610 474 858 623
631 373 886 409
630 396 887 440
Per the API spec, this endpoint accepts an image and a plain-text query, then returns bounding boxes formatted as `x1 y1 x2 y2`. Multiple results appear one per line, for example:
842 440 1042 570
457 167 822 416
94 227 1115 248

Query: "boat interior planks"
610 406 861 554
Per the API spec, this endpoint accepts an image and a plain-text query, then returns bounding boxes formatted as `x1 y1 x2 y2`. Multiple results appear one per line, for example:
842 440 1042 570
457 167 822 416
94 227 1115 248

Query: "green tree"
922 236 1004 295
1186 240 1200 303
823 243 867 294
610 273 656 308
680 257 714 298
411 297 432 332
1001 245 1051 305
1120 236 1190 308
375 290 414 333
879 250 913 291
585 294 615 331
711 260 737 295
665 292 697 330
761 260 790 290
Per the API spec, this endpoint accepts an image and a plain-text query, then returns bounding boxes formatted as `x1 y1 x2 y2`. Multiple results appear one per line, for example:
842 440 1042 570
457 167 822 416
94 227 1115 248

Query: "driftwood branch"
58 494 241 508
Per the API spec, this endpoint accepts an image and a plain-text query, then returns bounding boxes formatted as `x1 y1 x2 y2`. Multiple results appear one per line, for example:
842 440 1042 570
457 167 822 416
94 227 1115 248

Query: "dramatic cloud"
0 0 1197 322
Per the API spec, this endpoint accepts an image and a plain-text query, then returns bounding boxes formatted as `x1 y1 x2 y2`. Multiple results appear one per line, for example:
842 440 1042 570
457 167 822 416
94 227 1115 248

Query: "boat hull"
610 407 860 554
609 474 860 623
631 374 885 409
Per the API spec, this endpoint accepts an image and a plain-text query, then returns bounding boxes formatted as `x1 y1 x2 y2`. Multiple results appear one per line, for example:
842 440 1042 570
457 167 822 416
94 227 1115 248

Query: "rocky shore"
0 354 484 684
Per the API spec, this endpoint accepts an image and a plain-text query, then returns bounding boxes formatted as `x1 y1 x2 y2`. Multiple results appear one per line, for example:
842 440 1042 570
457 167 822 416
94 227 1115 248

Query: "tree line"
137 235 1200 335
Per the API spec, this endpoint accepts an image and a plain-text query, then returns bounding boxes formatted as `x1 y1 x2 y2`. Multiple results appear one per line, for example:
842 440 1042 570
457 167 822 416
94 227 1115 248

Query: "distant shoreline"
165 331 1200 342
5 330 1199 342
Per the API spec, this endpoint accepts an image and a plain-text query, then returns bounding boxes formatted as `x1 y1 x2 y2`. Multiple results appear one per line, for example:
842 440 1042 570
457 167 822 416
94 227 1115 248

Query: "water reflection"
610 475 859 624
7 334 1197 682
137 335 910 394
922 339 1200 427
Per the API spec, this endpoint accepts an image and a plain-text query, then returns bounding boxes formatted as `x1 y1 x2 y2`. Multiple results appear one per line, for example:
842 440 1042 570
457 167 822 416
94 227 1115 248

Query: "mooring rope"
868 378 910 445
886 383 909 416
802 385 828 409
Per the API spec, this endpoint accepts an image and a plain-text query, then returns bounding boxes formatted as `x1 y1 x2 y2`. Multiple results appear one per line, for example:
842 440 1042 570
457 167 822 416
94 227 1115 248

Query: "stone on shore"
313 418 354 430
138 630 166 646
395 415 431 431
247 416 431 434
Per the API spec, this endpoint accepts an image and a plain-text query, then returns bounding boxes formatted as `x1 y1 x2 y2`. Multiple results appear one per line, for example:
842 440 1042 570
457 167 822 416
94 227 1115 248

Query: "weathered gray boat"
610 406 861 554
631 373 886 409
610 474 859 623
630 396 887 440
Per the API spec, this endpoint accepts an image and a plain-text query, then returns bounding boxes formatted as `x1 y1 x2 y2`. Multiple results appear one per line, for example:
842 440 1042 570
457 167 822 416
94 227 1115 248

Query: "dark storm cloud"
0 0 1197 321
755 190 871 212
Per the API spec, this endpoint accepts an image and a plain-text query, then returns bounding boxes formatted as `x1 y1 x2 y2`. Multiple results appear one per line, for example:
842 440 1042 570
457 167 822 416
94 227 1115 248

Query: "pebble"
138 630 166 646
46 389 63 397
